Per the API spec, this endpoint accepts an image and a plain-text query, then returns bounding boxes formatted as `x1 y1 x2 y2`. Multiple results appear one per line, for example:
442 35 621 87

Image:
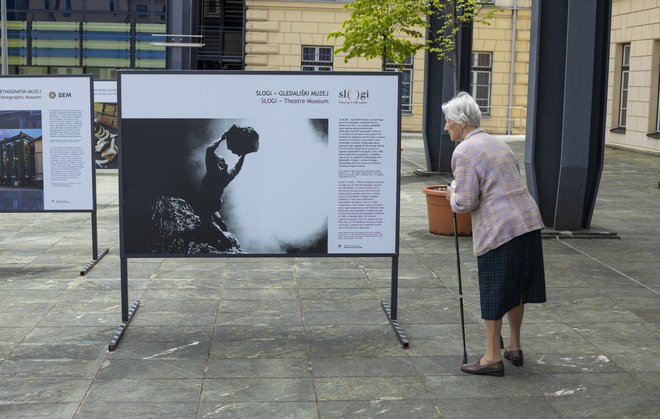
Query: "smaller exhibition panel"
0 75 94 212
92 80 119 169
118 71 401 257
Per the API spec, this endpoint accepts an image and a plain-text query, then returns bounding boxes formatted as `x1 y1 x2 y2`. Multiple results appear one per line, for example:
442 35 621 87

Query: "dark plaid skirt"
477 229 546 320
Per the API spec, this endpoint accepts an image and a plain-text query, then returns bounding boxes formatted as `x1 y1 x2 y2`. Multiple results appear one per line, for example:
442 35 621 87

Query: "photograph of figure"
0 110 44 211
93 102 119 169
121 117 330 256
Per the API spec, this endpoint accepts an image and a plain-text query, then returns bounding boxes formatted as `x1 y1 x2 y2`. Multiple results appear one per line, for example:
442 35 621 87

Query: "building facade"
606 0 660 153
2 0 659 153
243 0 532 134
2 1 168 80
1 0 531 133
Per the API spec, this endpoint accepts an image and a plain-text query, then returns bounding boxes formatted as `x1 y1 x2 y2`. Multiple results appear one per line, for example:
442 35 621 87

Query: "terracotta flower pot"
422 185 472 236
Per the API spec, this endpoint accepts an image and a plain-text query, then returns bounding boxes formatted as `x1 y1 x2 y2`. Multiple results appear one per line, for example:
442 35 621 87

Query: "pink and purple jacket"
450 129 544 256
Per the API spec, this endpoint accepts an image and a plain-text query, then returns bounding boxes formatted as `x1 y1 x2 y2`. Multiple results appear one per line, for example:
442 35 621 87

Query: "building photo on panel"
0 111 44 211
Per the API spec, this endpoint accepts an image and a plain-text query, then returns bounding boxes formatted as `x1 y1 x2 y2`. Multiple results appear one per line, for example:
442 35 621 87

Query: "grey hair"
441 92 481 128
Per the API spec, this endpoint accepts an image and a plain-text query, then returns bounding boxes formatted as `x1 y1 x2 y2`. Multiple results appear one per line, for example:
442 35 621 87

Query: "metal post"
525 0 612 231
121 257 129 321
166 0 196 70
1 0 8 75
507 0 518 135
458 20 473 94
390 254 398 320
421 7 449 174
421 47 455 173
421 7 473 174
108 256 140 351
91 210 99 259
380 254 409 348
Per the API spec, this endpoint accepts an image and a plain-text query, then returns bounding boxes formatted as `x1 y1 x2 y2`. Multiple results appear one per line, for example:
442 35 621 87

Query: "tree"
328 0 428 71
329 0 492 88
426 0 493 93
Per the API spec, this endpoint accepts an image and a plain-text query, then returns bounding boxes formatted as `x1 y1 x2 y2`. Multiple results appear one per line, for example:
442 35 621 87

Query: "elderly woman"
443 92 546 377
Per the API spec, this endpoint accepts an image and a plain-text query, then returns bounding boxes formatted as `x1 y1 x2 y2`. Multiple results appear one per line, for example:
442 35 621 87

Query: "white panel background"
119 72 399 255
0 76 94 211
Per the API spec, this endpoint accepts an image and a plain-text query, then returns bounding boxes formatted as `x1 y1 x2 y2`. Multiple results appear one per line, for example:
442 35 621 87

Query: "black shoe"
503 349 523 366
461 357 504 377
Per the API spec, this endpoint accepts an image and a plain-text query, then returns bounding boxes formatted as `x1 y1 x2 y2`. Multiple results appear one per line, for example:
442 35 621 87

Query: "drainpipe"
507 0 518 134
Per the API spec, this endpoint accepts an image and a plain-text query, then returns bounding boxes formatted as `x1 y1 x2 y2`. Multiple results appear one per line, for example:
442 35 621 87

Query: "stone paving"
0 135 659 418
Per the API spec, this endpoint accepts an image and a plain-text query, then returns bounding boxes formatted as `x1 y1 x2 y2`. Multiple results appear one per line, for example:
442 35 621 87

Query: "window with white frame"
385 55 413 113
301 46 333 71
618 43 631 128
471 52 492 115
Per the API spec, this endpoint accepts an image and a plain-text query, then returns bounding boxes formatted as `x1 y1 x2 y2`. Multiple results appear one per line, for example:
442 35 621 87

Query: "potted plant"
422 185 472 236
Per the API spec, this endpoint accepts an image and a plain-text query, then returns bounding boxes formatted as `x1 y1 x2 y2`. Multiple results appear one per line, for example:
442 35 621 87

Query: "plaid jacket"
450 129 544 256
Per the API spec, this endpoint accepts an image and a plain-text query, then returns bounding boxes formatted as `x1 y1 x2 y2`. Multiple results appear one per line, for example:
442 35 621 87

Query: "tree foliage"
328 0 492 69
328 0 428 70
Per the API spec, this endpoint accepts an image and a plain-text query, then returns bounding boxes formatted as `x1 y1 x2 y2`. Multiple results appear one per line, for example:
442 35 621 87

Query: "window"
471 52 492 115
618 44 631 128
301 46 333 71
386 55 413 113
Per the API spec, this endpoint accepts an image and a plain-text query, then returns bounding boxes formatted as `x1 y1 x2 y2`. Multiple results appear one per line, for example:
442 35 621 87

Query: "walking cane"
452 211 469 364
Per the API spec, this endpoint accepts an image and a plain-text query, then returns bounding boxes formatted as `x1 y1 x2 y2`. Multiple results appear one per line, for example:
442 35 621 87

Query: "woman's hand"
445 186 454 201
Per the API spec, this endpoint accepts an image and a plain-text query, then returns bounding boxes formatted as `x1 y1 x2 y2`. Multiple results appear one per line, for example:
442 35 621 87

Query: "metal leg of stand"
80 247 109 276
108 300 140 351
81 211 109 275
380 255 409 348
108 257 140 351
380 298 409 348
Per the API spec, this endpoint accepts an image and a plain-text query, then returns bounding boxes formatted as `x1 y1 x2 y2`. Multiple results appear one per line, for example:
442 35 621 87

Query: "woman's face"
444 119 465 142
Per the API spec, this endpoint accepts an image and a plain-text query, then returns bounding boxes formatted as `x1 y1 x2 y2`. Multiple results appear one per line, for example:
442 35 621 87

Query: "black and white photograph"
93 102 119 169
0 110 44 211
121 117 330 256
93 80 119 169
119 71 400 256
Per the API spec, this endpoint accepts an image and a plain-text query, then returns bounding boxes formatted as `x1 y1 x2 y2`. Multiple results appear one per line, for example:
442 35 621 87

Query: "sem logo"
338 89 369 101
49 91 72 98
